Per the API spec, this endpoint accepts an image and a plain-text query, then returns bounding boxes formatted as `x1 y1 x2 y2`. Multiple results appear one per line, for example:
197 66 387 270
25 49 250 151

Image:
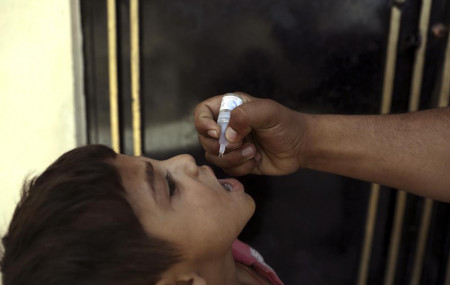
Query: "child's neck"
196 249 263 285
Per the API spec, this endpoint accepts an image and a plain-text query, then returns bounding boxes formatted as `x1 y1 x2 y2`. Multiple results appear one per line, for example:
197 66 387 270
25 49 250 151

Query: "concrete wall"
0 1 84 280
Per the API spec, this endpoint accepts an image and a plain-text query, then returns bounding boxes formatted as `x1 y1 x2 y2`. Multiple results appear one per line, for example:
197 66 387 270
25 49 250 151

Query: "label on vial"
220 95 243 111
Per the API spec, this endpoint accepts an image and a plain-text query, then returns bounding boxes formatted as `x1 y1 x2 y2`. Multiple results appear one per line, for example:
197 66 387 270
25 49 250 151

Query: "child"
1 145 283 284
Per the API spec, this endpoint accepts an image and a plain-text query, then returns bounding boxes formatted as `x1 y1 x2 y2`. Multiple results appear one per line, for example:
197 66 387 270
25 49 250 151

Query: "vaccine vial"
217 93 244 158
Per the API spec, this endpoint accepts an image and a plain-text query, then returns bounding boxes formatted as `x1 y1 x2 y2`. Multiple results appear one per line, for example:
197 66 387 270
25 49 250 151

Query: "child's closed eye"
165 171 177 196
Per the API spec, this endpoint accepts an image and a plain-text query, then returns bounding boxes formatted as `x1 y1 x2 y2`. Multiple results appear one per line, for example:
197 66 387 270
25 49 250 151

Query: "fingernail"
225 127 237 142
255 152 262 162
207 130 218 138
241 146 255 158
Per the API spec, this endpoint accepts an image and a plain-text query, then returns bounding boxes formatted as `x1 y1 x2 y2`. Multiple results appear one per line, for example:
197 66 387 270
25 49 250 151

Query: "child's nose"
172 154 198 176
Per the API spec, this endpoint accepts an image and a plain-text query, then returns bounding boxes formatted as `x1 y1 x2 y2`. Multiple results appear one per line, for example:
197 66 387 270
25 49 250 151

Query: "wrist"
300 113 348 172
300 113 375 176
294 112 316 170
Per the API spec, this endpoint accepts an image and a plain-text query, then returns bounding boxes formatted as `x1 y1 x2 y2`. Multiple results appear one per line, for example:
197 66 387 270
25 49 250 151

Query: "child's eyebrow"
144 161 158 203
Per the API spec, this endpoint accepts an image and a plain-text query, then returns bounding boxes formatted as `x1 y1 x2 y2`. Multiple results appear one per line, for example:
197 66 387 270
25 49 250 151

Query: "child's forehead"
113 155 146 196
113 154 151 181
114 153 142 167
113 154 163 215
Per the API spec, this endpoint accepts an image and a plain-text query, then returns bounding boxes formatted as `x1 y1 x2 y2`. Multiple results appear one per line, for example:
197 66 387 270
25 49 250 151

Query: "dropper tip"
218 144 226 158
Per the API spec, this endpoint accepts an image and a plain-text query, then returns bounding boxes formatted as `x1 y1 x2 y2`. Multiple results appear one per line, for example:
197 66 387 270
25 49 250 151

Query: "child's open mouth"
220 182 233 192
203 166 238 192
218 178 243 192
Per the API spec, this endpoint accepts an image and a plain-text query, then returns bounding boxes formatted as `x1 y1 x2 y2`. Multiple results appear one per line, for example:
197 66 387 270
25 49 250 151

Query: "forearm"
302 108 450 202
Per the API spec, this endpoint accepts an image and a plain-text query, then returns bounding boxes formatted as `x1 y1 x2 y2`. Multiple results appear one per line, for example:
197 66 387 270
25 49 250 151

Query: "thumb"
225 98 282 143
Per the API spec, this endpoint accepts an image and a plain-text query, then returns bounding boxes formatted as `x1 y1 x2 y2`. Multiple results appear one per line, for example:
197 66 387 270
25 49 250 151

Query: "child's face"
113 153 255 261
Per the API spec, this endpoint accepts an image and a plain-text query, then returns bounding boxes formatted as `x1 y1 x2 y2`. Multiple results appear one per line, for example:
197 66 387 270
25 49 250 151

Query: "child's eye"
165 171 177 196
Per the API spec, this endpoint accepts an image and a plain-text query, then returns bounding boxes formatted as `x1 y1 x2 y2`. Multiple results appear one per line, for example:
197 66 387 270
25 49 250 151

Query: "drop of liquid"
218 153 224 158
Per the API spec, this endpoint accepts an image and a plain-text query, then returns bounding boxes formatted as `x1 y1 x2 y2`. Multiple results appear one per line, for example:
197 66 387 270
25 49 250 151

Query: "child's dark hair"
0 145 180 285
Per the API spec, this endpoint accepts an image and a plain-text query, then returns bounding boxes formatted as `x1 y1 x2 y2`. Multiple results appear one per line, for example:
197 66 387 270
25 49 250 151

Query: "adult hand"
194 92 310 176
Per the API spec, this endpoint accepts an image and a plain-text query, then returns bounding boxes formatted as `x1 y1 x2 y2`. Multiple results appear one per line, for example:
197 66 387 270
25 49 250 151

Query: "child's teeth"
222 183 232 191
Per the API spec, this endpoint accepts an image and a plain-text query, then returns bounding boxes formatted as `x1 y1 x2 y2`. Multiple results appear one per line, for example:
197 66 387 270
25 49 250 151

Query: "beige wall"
0 0 84 274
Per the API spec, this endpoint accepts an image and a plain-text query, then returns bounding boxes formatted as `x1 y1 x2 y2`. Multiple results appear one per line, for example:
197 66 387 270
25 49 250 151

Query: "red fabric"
232 240 284 285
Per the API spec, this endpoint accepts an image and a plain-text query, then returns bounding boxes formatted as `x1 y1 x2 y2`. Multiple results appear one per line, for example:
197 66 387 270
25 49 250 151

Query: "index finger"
194 95 224 138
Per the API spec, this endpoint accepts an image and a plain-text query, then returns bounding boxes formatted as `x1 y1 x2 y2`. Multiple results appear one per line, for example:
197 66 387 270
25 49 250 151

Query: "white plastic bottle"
217 93 244 157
